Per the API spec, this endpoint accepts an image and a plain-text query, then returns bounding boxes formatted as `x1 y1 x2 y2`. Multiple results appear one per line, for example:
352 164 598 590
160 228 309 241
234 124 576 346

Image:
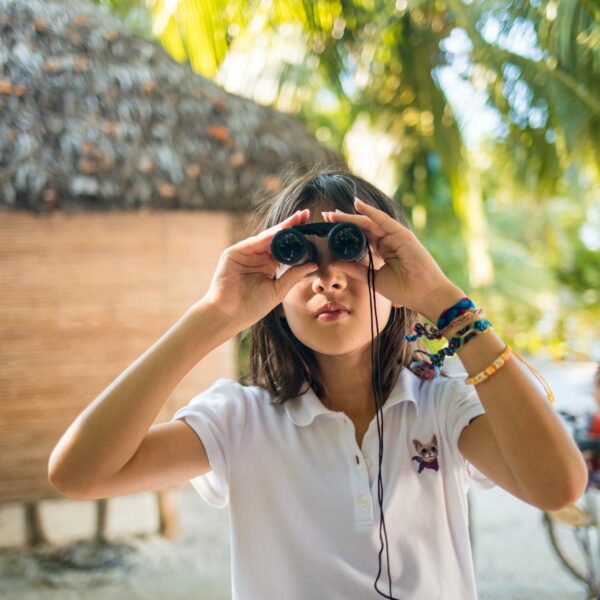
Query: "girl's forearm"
48 298 239 492
454 328 587 500
419 285 587 506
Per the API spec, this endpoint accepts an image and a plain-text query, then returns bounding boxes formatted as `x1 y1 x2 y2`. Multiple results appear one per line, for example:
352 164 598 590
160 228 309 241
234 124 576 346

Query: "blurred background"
135 0 600 362
1 0 599 598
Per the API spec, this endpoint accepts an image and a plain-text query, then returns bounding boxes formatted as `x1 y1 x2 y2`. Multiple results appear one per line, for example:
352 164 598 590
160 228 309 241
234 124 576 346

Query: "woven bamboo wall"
0 209 252 503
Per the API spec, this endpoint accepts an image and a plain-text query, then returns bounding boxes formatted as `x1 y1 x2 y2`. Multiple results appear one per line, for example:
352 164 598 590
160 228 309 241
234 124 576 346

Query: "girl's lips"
316 310 350 322
315 301 350 317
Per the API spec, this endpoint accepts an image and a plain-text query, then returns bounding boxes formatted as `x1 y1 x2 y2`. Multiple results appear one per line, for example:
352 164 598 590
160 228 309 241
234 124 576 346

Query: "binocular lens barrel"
271 223 367 266
271 230 311 266
330 226 365 260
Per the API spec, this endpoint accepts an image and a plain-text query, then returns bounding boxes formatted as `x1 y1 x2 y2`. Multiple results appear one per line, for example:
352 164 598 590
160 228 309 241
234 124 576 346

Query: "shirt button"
365 458 373 470
358 495 368 508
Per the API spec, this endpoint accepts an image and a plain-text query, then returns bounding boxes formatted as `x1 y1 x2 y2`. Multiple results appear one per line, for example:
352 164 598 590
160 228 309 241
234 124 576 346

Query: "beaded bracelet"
465 346 512 385
464 346 556 405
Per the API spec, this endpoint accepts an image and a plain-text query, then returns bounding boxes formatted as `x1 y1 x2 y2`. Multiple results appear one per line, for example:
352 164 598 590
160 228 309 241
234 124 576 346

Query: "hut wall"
0 209 252 504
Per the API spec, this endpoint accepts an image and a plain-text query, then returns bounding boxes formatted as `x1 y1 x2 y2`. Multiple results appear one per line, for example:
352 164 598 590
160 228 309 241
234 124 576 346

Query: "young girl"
49 168 587 599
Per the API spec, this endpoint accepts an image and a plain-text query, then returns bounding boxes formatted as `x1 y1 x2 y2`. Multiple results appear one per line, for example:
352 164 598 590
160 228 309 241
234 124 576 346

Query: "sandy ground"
472 485 591 599
0 488 231 600
0 484 593 600
1 360 596 599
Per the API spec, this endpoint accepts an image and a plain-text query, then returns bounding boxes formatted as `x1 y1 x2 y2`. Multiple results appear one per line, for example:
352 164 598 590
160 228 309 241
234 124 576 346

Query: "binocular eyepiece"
270 222 367 266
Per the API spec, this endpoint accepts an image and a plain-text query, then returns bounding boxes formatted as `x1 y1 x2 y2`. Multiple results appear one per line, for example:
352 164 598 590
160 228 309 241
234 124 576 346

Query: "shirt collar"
284 368 421 427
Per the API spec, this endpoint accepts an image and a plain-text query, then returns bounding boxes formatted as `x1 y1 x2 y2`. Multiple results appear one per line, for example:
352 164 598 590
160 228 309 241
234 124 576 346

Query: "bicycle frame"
543 410 600 599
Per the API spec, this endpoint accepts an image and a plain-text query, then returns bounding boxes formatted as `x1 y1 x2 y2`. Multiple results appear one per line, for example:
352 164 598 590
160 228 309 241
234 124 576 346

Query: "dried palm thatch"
0 0 343 214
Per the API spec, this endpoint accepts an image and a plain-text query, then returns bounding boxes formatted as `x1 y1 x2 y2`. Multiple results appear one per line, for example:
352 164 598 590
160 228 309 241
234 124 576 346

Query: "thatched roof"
0 0 343 214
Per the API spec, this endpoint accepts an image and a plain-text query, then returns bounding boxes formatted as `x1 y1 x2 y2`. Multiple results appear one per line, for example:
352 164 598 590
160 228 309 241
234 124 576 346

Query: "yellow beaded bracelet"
465 346 512 385
464 346 556 405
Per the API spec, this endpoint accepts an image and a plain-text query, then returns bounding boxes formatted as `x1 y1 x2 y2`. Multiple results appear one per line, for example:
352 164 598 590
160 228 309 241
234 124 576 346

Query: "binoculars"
270 222 367 266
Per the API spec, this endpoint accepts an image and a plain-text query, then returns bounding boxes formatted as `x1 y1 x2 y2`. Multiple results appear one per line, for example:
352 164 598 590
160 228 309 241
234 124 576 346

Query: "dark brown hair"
242 165 425 405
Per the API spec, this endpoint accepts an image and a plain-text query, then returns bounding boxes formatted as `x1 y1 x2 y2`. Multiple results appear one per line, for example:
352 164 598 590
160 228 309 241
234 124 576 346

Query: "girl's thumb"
275 262 318 296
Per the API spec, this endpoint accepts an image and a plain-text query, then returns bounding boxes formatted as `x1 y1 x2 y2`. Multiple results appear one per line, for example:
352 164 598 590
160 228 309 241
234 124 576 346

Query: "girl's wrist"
191 295 243 339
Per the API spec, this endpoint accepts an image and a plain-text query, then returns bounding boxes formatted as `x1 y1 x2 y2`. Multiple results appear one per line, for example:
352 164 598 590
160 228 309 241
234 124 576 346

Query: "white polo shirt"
171 368 495 599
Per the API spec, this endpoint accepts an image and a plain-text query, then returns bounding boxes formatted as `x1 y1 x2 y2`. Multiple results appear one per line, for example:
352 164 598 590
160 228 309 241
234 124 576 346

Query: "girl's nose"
311 259 348 292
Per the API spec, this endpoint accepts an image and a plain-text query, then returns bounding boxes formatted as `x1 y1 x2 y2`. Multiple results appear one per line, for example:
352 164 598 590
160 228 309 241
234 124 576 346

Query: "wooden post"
24 502 46 546
156 489 179 539
96 498 108 541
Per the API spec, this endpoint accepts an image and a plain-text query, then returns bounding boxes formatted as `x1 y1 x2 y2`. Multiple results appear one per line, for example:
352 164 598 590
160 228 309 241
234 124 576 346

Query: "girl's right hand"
202 209 318 333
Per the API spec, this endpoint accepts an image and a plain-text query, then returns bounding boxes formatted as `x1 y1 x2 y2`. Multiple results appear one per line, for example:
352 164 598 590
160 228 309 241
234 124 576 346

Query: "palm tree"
144 0 598 287
93 0 600 356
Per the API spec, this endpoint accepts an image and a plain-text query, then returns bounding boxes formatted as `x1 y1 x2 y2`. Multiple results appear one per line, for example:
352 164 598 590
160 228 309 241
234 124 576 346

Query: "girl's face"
279 209 394 357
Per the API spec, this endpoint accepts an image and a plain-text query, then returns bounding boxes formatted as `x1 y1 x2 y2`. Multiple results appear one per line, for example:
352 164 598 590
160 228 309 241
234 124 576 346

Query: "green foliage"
461 0 598 195
97 0 599 359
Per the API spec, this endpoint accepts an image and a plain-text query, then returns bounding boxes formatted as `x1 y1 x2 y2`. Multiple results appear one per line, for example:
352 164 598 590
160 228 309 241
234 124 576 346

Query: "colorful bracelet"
448 319 491 349
411 296 557 406
409 319 492 381
404 322 444 342
436 297 476 331
408 298 496 382
404 309 483 343
440 308 484 337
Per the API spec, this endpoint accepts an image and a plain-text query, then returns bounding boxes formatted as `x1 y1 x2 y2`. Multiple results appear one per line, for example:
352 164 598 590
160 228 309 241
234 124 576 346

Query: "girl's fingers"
323 209 385 238
237 209 310 256
231 252 276 267
353 197 411 236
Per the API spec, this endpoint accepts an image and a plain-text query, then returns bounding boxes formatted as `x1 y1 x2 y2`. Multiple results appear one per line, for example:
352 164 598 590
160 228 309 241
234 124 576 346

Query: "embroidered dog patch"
412 434 439 473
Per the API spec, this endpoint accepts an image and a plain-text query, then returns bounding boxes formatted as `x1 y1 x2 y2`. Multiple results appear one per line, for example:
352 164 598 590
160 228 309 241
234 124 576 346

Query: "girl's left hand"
322 197 465 323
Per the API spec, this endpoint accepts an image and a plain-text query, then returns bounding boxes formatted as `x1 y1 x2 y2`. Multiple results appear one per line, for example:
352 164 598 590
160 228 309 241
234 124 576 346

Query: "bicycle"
543 409 600 599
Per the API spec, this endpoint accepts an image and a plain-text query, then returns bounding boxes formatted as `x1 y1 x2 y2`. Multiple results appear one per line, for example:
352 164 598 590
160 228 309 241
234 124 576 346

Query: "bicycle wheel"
544 495 600 596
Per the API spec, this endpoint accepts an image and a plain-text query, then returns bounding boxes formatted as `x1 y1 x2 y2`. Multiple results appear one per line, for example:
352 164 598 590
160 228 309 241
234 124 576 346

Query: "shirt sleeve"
170 378 248 508
443 374 496 490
